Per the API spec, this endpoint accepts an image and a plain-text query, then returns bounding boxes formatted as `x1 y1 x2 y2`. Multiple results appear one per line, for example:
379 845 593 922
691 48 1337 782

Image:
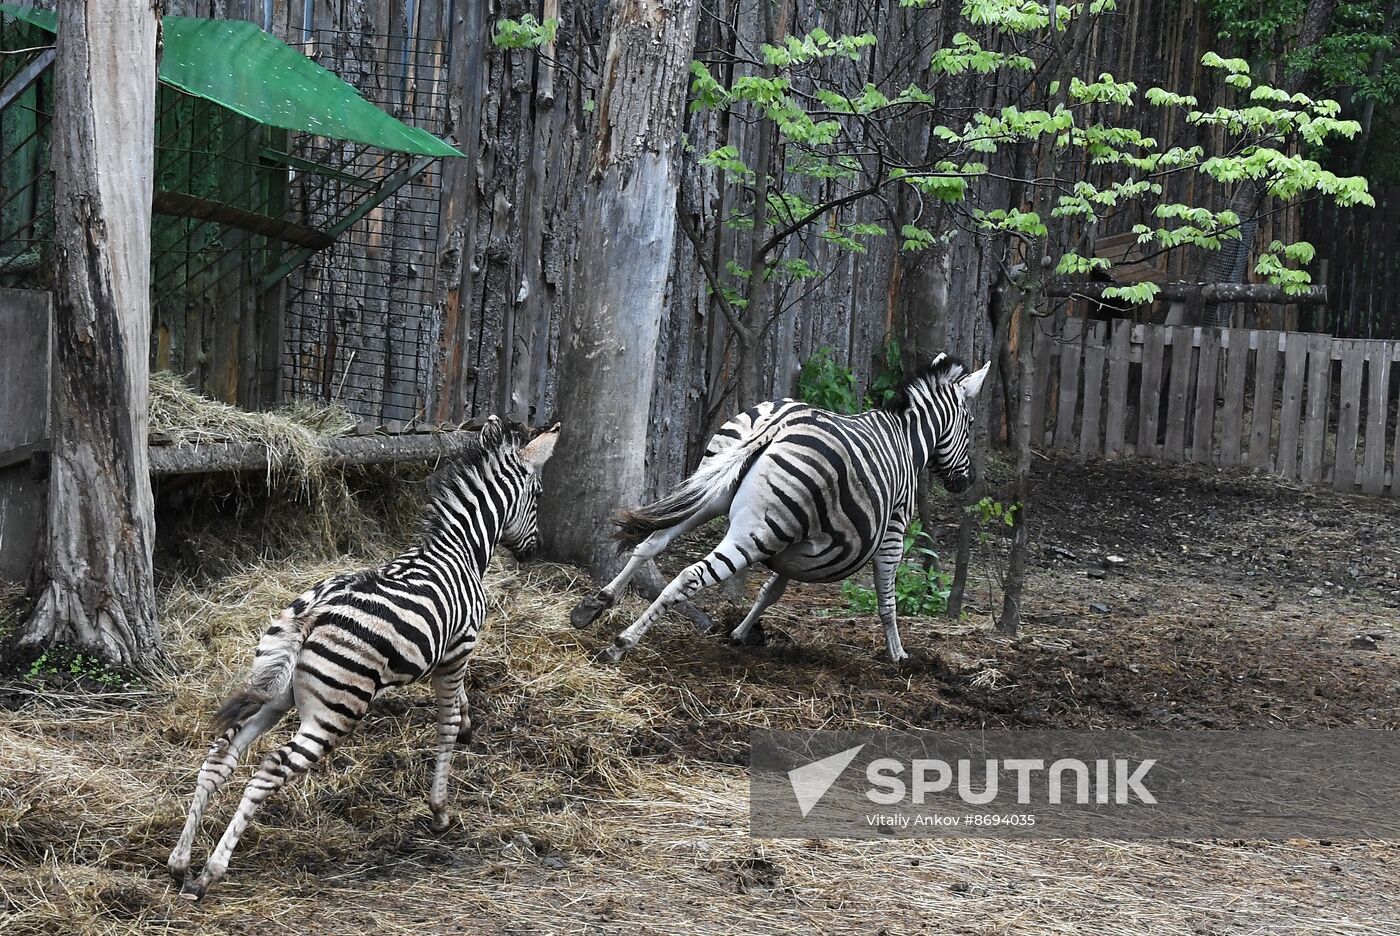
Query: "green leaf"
492 15 558 50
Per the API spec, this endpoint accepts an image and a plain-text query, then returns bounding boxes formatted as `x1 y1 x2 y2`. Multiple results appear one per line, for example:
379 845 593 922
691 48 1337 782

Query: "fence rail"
1031 318 1400 496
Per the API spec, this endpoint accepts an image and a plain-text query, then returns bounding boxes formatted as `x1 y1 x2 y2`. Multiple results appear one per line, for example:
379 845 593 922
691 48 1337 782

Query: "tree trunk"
17 1 162 669
998 252 1042 637
948 272 1015 618
540 0 701 578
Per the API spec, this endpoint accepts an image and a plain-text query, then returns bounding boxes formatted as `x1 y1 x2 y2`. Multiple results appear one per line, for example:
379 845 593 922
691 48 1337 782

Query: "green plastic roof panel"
0 4 462 158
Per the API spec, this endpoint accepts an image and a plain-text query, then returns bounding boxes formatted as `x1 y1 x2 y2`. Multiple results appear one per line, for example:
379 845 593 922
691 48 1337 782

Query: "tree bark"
17 1 162 669
997 247 1041 637
540 0 701 579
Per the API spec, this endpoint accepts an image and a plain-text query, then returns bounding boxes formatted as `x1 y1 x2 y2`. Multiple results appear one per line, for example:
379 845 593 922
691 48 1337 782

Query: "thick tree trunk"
948 272 1015 618
17 1 162 669
540 0 701 578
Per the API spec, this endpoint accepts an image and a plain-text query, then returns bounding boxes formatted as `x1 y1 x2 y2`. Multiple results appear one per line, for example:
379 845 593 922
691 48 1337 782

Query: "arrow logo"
787 744 865 817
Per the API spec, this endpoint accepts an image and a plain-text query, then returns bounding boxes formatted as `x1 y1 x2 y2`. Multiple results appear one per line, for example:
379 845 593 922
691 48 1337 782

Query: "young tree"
905 0 1371 632
540 0 703 580
17 1 163 668
680 0 1372 633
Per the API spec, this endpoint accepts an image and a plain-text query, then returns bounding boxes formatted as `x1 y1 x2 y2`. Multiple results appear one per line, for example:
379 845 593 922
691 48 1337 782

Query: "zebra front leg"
596 536 757 663
873 535 909 663
182 699 355 901
730 573 789 645
167 695 291 883
428 666 468 832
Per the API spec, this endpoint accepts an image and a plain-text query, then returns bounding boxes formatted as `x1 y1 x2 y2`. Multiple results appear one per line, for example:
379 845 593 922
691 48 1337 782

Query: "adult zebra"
167 417 558 900
574 353 988 664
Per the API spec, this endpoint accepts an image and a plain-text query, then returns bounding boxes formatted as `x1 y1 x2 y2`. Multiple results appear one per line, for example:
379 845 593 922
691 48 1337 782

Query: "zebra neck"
900 403 942 470
424 476 504 574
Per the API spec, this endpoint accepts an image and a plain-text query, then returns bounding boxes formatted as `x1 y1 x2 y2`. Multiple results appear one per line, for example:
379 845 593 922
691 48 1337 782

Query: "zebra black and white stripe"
572 353 988 664
168 417 559 900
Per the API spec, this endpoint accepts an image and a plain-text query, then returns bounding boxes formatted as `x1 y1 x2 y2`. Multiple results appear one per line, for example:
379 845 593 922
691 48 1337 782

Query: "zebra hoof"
180 875 211 902
430 811 451 833
591 643 625 665
730 622 765 647
167 858 188 884
570 595 610 629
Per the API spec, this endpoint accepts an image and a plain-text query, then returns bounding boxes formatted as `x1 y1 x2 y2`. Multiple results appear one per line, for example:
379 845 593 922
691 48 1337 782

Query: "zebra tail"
615 440 755 552
212 610 306 732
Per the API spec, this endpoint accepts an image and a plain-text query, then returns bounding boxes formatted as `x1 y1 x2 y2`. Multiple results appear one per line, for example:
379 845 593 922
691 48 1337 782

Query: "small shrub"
796 347 859 414
842 520 953 616
967 496 1019 528
22 646 130 689
864 338 904 410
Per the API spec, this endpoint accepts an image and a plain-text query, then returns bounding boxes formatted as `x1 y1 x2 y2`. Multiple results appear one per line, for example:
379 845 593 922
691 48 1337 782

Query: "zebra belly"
764 538 876 584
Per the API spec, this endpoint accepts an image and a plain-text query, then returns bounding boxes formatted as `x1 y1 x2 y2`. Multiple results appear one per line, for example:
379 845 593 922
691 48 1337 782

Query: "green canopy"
0 5 462 158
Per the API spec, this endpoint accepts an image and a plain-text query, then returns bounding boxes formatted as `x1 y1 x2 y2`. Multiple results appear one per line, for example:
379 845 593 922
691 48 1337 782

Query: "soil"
613 454 1400 768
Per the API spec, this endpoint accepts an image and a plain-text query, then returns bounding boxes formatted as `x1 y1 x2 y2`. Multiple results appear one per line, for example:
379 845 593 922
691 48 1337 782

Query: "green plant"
967 496 1019 528
865 338 904 410
492 15 558 51
797 347 860 413
23 646 130 689
842 520 953 616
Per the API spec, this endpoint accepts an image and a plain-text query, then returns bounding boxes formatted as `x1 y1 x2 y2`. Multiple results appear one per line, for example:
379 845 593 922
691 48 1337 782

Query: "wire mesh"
280 29 447 424
0 16 52 290
0 15 447 422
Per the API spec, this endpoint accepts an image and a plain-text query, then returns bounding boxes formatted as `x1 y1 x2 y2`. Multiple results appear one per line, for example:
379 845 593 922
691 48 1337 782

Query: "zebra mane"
880 353 969 413
422 422 525 535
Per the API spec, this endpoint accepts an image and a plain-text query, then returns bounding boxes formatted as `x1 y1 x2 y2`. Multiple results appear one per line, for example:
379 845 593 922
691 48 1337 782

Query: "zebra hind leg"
729 573 789 646
428 665 469 832
181 693 361 901
167 693 291 883
571 508 721 629
595 533 760 663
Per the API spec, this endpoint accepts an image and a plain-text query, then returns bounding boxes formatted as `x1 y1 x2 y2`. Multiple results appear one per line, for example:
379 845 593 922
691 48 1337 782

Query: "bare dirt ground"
1 453 1397 935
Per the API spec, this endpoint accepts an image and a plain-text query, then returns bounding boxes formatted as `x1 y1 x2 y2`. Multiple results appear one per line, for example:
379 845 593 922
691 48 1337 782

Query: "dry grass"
2 458 1398 934
149 372 366 551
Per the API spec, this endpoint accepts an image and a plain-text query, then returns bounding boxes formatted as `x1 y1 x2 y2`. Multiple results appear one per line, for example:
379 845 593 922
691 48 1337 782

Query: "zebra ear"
957 362 990 401
519 422 561 471
480 415 505 450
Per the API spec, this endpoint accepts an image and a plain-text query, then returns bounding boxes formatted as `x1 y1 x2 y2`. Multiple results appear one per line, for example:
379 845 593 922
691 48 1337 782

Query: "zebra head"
494 419 560 559
885 354 990 494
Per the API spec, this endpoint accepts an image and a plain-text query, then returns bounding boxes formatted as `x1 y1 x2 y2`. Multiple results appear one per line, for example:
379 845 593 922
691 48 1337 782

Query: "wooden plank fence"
1030 317 1400 496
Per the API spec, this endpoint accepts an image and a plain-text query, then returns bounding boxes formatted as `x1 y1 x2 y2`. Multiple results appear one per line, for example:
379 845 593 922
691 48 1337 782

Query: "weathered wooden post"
16 1 163 669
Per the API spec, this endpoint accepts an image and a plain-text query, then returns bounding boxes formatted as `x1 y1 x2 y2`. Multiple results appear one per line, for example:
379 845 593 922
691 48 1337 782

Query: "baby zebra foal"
168 417 558 900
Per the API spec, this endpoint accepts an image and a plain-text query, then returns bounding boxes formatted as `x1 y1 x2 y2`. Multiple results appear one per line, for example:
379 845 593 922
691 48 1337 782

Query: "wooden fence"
1031 317 1400 496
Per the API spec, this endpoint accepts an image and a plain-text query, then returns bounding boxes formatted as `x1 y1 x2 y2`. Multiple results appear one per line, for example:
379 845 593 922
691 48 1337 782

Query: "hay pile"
148 371 358 493
148 373 406 559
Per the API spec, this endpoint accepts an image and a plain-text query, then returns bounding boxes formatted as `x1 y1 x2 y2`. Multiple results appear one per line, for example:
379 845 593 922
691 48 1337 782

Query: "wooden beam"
0 47 55 112
152 190 333 249
148 428 479 476
1045 281 1327 305
258 147 376 189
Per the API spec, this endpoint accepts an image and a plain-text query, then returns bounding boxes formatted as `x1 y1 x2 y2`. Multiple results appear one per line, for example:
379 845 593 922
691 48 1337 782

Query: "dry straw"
0 411 1395 932
148 372 369 552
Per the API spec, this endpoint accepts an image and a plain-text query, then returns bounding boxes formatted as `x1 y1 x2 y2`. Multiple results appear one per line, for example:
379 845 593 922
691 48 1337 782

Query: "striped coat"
573 354 988 663
168 417 558 899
